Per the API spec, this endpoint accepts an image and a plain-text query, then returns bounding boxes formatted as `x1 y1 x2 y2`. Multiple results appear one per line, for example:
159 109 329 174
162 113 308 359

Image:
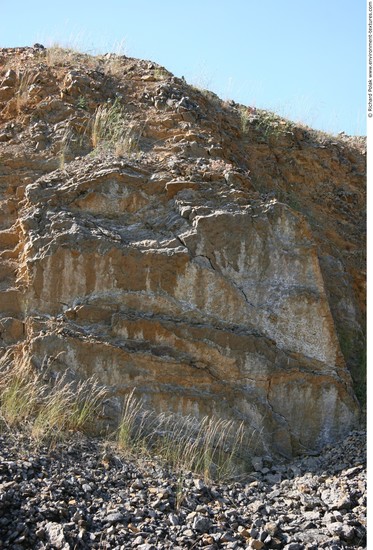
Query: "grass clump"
0 352 106 443
44 45 87 67
240 106 294 140
91 98 142 156
240 107 254 135
59 124 75 170
153 67 171 80
15 70 37 113
76 95 88 110
117 389 249 482
253 109 294 139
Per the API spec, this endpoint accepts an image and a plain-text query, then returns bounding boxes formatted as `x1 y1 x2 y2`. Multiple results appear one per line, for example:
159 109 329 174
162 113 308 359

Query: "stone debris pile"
0 429 366 549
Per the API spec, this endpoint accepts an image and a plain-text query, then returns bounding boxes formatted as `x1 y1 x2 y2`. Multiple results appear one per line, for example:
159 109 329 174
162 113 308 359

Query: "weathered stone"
250 539 265 549
44 522 68 549
0 316 24 343
0 86 15 102
104 512 127 524
1 69 17 87
192 514 211 533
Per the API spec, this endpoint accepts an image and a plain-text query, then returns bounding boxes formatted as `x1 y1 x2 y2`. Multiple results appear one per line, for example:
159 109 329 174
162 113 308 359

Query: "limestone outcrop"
0 46 365 457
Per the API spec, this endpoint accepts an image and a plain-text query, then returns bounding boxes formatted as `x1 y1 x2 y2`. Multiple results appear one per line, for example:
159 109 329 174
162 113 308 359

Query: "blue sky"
1 0 367 135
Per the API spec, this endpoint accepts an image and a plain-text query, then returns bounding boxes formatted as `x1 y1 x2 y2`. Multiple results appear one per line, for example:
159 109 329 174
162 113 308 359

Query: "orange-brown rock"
0 46 365 457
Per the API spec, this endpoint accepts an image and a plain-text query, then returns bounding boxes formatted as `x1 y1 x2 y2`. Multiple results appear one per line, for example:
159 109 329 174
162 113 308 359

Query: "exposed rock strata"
0 46 365 456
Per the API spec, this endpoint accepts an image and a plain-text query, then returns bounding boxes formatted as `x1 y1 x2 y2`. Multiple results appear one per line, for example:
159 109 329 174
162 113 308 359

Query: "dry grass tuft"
90 98 143 156
15 70 37 113
44 45 86 67
0 357 257 479
0 352 106 443
117 389 251 482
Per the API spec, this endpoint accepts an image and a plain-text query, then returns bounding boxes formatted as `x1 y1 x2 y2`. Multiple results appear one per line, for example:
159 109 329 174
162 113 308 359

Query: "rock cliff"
0 46 365 457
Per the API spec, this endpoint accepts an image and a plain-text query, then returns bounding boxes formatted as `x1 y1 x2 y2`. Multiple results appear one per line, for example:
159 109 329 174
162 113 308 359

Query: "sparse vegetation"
117 389 250 482
15 70 36 113
0 356 253 480
58 120 90 168
58 125 74 169
240 106 294 140
258 110 293 136
76 95 88 110
0 352 106 443
45 45 79 66
239 106 255 135
193 87 223 110
44 45 98 68
90 98 143 156
103 55 126 76
153 67 170 81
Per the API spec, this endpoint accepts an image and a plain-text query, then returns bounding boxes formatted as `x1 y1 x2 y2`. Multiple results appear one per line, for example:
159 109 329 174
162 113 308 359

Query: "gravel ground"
0 429 366 549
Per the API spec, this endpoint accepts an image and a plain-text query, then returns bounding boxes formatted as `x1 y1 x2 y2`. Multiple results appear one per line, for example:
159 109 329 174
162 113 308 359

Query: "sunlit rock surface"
0 46 365 456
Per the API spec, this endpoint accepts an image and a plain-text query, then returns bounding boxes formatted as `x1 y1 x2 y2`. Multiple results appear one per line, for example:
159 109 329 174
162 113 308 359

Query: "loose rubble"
0 429 366 549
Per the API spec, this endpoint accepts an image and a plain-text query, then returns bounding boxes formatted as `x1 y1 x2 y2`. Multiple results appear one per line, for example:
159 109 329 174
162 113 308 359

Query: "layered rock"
0 46 365 456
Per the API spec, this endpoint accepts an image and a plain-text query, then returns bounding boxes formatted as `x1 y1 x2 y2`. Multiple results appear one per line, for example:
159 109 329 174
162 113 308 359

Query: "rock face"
0 46 365 457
